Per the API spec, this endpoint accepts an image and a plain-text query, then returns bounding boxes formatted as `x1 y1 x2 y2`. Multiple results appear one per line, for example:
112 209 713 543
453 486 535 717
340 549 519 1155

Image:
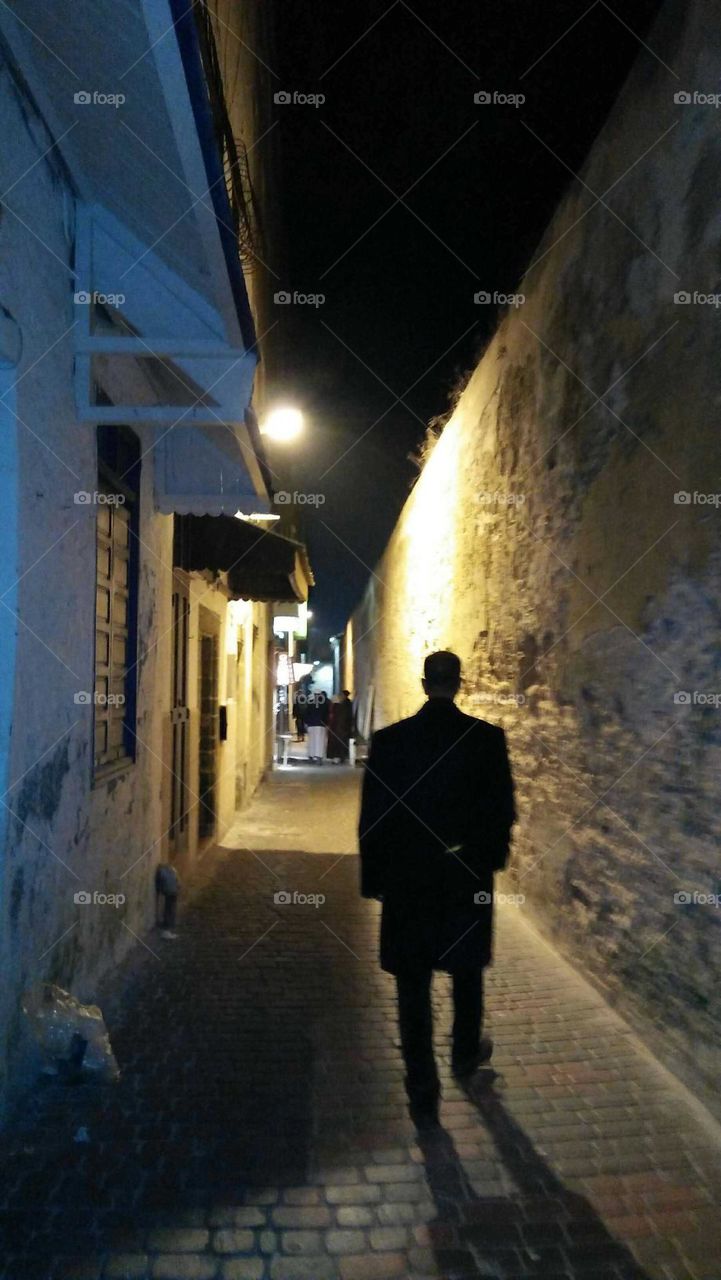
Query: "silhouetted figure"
358 651 515 1127
327 689 354 762
293 690 306 741
304 687 329 762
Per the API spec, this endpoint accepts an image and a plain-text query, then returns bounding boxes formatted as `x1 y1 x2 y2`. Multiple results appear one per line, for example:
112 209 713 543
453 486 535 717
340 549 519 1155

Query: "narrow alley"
1 3 720 1277
1 764 719 1280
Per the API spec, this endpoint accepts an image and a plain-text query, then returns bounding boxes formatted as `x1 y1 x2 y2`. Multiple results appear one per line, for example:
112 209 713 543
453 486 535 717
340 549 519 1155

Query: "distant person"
358 650 516 1128
304 687 329 763
327 689 354 763
293 690 306 742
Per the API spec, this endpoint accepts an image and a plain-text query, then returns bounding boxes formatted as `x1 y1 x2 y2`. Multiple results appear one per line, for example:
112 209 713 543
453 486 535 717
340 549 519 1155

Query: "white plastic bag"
23 983 120 1082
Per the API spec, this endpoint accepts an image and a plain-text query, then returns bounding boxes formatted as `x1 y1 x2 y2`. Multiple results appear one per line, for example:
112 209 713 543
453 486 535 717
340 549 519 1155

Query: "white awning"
154 426 269 517
1 0 271 513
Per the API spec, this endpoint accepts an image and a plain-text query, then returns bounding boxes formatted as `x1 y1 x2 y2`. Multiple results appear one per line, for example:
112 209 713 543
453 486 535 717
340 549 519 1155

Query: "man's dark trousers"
396 967 484 1098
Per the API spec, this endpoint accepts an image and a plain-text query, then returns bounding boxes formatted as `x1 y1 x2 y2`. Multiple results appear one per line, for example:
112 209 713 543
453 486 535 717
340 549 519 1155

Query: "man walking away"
358 651 516 1127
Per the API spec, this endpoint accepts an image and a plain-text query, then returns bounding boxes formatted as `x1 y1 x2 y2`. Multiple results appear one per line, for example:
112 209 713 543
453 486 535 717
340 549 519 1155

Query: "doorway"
169 574 190 858
198 607 220 842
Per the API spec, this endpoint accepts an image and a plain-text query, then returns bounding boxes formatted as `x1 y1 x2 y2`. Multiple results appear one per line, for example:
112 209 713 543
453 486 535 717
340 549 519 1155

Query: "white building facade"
0 0 306 1118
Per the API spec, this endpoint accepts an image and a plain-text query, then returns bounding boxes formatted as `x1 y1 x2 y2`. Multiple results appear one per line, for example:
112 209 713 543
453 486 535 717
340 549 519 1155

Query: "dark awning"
173 514 313 603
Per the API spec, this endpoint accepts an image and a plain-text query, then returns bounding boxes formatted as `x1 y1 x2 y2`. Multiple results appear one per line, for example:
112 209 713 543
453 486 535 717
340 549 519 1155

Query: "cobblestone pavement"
222 760 359 854
1 767 720 1280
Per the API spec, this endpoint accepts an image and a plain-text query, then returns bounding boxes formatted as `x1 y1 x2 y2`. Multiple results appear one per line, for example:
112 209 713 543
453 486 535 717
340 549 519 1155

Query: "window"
94 426 140 775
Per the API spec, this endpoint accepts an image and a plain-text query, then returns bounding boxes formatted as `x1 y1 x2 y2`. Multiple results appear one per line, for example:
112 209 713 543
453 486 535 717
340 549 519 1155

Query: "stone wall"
350 0 721 1117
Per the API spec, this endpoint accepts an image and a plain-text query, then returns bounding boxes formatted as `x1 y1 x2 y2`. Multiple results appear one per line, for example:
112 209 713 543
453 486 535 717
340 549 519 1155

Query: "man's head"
422 650 461 699
342 689 351 699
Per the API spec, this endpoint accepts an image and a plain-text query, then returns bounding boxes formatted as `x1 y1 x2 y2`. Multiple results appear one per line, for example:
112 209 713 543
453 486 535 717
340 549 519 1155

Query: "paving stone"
271 1206 332 1228
208 1209 240 1229
338 1254 406 1280
105 1256 150 1279
325 1185 381 1206
375 1203 419 1226
151 1257 217 1280
280 1230 324 1256
282 1189 320 1206
369 1227 408 1250
364 1165 421 1184
325 1229 367 1254
219 1262 264 1280
232 1210 266 1228
314 1169 362 1186
147 1231 211 1254
211 1230 255 1255
383 1183 431 1203
336 1206 374 1228
269 1258 337 1280
257 1232 277 1256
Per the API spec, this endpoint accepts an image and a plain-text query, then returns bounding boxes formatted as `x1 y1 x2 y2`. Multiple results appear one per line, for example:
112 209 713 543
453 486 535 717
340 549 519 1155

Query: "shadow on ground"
417 1069 652 1279
0 856 317 1278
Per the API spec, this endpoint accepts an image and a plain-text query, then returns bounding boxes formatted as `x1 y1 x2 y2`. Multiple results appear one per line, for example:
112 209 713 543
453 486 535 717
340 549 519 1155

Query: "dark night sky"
269 0 664 645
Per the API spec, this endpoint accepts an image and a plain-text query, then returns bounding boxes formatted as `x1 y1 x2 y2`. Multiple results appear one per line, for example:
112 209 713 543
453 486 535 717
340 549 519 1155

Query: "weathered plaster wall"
0 52 170 1118
0 36 277 1118
351 0 721 1116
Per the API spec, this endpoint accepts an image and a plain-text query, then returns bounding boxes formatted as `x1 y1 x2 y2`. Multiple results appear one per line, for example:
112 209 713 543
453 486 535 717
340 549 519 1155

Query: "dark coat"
358 698 516 975
327 697 354 759
303 691 329 727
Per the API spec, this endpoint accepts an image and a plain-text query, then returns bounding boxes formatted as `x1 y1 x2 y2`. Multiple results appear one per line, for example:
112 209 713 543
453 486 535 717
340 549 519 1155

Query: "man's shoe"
452 1035 493 1078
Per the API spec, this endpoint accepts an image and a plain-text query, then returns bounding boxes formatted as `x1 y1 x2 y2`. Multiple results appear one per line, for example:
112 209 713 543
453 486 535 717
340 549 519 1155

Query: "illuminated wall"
350 0 721 1117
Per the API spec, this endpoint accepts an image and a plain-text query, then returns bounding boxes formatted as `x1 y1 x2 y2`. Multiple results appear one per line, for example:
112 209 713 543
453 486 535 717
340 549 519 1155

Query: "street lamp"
262 405 304 442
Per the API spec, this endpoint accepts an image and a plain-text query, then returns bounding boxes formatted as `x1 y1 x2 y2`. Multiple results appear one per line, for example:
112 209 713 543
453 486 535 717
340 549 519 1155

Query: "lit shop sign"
273 601 309 639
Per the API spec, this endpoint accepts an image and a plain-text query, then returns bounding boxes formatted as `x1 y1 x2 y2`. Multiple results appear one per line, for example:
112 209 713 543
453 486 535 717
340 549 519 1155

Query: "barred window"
94 426 140 776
